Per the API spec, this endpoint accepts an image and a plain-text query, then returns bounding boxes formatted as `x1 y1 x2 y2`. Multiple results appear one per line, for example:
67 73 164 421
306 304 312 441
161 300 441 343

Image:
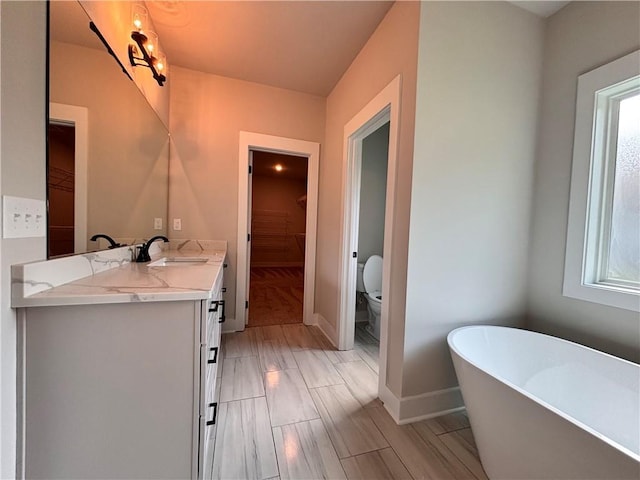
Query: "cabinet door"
25 302 197 479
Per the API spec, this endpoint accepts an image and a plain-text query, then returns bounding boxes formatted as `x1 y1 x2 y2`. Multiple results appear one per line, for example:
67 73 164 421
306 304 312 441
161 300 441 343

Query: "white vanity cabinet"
200 276 225 479
20 269 224 479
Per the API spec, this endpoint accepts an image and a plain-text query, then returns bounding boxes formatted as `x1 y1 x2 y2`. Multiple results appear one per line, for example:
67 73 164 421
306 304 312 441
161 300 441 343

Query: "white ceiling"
145 1 570 96
146 1 394 96
53 1 571 98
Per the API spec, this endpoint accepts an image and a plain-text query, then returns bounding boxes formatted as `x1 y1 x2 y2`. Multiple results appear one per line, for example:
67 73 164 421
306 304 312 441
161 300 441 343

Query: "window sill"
563 280 640 312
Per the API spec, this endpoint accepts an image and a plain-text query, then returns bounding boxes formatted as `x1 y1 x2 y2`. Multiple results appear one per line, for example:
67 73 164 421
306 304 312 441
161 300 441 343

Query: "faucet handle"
135 236 168 263
135 244 151 263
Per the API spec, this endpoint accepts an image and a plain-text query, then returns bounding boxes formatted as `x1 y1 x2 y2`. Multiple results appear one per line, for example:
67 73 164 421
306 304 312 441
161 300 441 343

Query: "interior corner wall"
0 2 48 478
168 67 325 331
402 2 544 417
318 0 420 395
526 1 640 362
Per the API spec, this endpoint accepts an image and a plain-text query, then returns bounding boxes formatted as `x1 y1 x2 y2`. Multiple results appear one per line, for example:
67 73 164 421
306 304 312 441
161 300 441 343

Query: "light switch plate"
3 195 46 238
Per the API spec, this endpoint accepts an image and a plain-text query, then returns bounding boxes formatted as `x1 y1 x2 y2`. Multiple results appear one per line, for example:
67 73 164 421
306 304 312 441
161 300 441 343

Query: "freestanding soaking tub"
448 325 639 479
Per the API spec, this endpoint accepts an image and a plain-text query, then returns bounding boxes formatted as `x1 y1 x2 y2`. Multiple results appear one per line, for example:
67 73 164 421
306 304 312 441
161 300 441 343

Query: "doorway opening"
47 122 76 257
248 151 309 327
353 121 390 358
236 132 320 333
338 76 401 411
48 103 88 257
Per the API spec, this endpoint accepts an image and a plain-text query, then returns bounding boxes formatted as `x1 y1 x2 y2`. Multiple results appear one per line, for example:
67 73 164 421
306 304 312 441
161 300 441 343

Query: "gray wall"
403 1 544 410
0 1 47 477
318 1 419 367
526 1 640 362
358 122 389 262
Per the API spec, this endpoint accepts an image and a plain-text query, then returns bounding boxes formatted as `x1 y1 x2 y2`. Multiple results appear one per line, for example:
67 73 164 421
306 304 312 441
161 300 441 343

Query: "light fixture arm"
128 31 166 86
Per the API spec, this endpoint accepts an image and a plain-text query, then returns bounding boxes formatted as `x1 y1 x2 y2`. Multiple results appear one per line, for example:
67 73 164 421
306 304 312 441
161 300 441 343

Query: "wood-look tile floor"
248 267 304 327
214 323 487 480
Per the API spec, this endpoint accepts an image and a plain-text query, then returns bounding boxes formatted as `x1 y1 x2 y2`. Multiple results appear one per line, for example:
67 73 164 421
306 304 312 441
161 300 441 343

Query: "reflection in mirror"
48 0 169 258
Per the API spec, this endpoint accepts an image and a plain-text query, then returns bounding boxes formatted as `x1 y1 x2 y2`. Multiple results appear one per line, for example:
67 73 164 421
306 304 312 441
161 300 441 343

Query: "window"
605 92 639 286
564 50 640 311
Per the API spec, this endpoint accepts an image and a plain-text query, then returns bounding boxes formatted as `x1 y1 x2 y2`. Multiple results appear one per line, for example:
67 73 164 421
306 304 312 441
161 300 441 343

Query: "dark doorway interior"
47 123 75 257
248 151 308 327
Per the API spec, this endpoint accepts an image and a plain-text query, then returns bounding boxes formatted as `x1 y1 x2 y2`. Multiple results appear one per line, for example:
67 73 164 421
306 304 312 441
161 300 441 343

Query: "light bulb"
275 164 283 172
156 53 166 72
146 31 158 54
132 4 148 32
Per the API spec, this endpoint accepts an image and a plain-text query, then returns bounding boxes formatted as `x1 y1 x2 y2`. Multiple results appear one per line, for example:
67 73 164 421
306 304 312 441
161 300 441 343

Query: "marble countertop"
12 245 226 308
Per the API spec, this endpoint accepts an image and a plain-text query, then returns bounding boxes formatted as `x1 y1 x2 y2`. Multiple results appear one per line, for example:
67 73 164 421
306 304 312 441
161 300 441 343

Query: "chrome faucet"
90 234 122 249
136 236 169 263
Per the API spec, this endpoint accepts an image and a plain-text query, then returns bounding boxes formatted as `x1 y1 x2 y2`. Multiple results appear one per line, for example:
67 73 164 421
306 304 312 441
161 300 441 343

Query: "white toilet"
356 255 383 340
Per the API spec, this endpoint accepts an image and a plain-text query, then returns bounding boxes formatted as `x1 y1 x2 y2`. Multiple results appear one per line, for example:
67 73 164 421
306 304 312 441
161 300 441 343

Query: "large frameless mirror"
48 0 169 257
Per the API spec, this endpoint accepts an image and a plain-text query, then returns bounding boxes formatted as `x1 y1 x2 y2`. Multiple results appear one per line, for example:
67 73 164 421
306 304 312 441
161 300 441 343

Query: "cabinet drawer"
206 360 218 405
200 345 219 414
202 298 224 345
199 407 217 480
207 305 222 348
201 299 215 344
206 344 220 367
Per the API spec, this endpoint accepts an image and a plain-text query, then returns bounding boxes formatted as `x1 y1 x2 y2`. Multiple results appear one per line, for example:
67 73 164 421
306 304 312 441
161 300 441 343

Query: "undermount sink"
147 257 209 267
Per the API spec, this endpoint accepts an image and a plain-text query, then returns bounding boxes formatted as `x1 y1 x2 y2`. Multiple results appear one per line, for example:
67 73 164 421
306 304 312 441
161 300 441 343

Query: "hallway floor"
213 324 487 479
248 267 304 327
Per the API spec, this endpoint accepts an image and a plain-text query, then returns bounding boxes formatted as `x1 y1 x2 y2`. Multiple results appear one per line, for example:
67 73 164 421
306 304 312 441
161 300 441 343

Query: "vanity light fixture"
128 4 167 86
274 164 283 172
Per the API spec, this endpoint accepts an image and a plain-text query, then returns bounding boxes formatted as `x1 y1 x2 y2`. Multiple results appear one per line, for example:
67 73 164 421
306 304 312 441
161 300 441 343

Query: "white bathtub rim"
448 325 640 463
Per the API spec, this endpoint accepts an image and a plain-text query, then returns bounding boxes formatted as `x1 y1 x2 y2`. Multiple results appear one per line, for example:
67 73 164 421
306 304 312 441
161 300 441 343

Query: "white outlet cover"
173 218 182 231
154 218 163 230
3 195 47 239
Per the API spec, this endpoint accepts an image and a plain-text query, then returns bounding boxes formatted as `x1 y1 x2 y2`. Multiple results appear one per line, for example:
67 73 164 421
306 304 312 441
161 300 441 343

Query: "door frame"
235 132 320 331
338 75 401 402
49 102 88 254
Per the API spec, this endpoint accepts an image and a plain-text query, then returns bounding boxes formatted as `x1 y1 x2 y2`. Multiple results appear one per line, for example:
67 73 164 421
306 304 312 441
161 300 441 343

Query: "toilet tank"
356 263 366 292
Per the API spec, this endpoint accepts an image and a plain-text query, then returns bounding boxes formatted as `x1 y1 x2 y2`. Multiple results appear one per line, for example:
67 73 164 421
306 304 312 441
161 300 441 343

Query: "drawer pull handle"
206 402 218 426
218 300 226 323
207 346 218 364
221 287 227 293
208 301 220 313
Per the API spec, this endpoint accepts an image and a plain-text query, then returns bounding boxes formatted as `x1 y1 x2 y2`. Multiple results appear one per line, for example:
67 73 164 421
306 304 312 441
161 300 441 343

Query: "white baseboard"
375 382 465 425
398 405 467 425
221 318 237 334
396 386 465 424
379 384 401 423
314 313 339 346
